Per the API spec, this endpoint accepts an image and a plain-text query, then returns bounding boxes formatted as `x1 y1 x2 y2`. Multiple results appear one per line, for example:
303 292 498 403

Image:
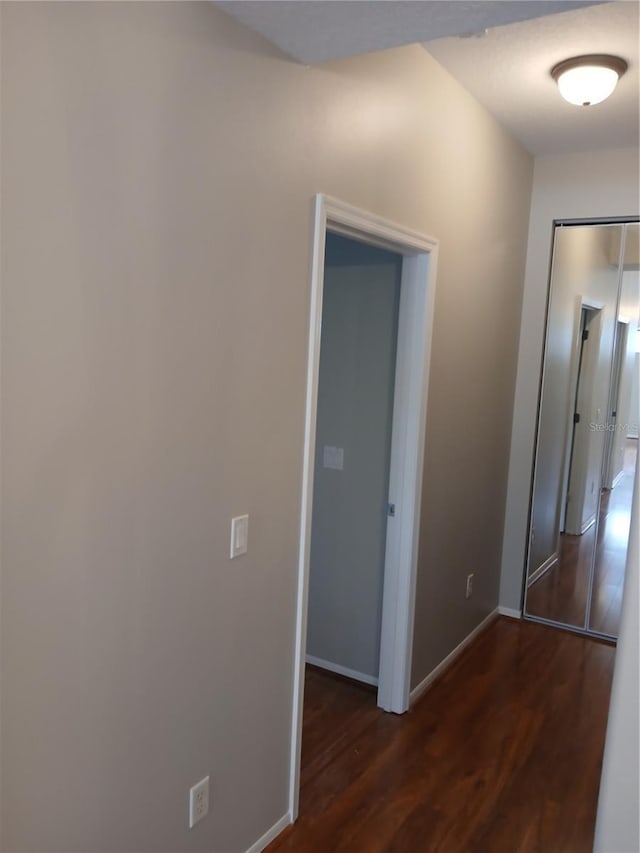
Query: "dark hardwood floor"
526 518 595 628
526 437 637 634
267 617 615 853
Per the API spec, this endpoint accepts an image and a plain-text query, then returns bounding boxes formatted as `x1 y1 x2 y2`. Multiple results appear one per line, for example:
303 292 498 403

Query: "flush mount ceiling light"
551 54 628 107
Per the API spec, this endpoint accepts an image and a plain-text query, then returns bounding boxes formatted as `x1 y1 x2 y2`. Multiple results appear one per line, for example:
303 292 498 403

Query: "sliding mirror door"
588 222 639 634
524 221 639 638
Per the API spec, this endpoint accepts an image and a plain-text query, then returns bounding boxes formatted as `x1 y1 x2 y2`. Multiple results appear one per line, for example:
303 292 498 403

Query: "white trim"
611 469 626 489
320 196 439 255
527 551 558 587
498 606 522 619
305 654 378 687
376 251 436 714
289 194 438 820
288 196 326 822
245 812 291 853
409 609 499 706
581 513 597 535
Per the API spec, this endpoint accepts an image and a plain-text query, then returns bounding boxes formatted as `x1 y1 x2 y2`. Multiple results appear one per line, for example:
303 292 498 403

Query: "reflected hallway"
527 437 637 634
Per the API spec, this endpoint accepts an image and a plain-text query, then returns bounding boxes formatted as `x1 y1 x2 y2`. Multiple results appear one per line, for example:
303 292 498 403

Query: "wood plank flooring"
526 437 637 634
267 617 615 853
589 442 636 634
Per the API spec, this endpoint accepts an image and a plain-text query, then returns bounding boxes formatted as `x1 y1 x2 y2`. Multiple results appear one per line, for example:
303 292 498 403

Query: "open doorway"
603 320 630 489
299 233 401 809
564 305 602 536
305 233 402 690
288 195 438 821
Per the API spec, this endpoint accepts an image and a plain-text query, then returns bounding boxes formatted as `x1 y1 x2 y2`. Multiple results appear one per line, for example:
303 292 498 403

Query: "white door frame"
562 297 605 536
288 194 438 819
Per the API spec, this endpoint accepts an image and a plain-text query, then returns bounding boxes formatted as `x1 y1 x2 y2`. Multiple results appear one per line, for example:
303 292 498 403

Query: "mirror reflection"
525 221 639 637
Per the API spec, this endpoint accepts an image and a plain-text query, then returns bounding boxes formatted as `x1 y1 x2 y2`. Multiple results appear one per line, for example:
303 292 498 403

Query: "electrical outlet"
189 776 210 829
465 573 474 599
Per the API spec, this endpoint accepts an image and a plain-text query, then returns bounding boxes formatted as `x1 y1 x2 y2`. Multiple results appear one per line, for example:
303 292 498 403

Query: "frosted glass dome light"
551 55 628 107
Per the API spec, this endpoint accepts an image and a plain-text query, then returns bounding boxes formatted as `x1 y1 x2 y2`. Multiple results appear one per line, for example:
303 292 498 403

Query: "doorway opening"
305 233 402 693
603 320 630 489
564 305 602 536
288 195 438 821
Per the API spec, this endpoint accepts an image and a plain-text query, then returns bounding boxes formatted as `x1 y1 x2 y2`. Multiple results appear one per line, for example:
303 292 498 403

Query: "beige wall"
500 148 640 613
0 3 532 851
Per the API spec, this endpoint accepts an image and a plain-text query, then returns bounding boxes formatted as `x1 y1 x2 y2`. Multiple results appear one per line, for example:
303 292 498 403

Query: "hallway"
590 438 638 634
527 437 637 634
269 618 614 853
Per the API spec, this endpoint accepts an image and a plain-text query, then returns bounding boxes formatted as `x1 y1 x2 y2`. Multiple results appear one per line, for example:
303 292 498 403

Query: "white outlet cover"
323 446 344 470
189 775 210 829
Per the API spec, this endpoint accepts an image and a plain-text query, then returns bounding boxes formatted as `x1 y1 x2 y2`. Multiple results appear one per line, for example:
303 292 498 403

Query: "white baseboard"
498 606 522 619
611 469 625 489
527 551 558 587
245 811 291 853
565 513 596 537
409 608 498 706
305 654 378 686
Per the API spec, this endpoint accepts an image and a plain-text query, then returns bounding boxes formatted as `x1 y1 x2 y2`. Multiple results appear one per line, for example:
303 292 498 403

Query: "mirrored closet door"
524 220 639 639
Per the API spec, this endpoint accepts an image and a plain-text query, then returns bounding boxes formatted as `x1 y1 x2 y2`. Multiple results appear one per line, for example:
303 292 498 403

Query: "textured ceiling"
216 1 602 65
425 1 639 156
215 0 637 156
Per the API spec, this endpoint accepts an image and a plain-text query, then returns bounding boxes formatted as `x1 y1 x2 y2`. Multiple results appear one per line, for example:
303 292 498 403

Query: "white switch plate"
189 775 210 829
323 446 344 470
230 515 249 559
465 573 474 599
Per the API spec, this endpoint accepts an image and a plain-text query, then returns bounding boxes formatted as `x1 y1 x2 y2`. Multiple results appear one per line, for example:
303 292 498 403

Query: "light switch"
323 446 344 470
230 515 249 559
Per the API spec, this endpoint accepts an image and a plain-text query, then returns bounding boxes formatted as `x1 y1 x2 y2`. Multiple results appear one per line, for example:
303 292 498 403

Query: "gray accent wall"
306 235 401 680
1 3 533 851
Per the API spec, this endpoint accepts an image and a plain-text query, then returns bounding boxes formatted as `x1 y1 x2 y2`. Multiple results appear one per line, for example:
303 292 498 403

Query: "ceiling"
425 1 639 155
216 1 602 65
216 0 639 157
